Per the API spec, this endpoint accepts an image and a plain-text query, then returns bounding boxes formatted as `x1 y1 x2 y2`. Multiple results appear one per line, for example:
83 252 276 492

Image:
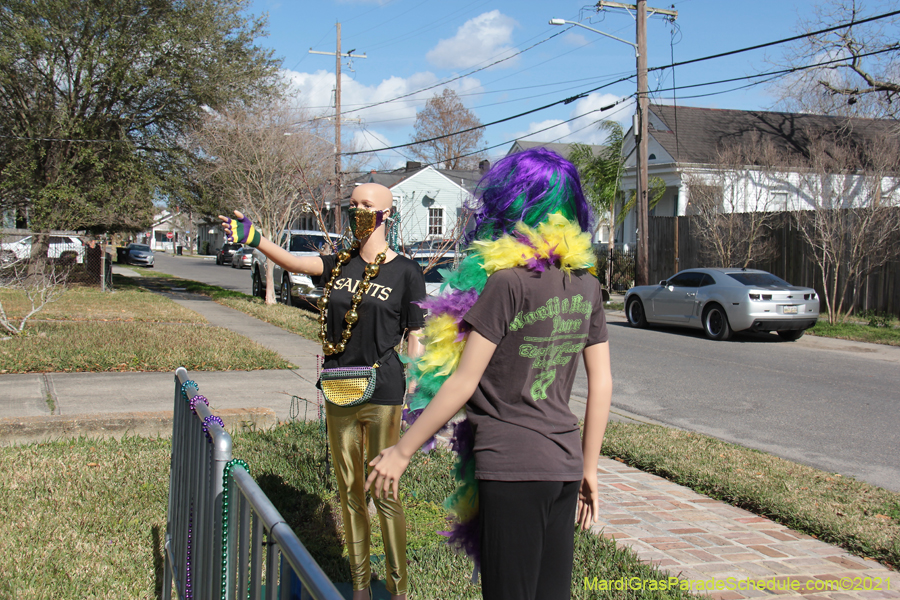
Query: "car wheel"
252 270 264 298
702 304 732 341
280 275 293 307
777 329 804 342
626 297 648 328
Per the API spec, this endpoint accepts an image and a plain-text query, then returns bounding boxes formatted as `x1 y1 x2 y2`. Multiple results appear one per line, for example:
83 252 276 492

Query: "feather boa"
405 213 595 568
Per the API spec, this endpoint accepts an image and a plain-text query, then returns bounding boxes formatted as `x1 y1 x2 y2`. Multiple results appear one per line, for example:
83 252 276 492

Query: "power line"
338 26 576 118
414 95 634 167
342 74 636 156
343 38 899 159
647 8 900 73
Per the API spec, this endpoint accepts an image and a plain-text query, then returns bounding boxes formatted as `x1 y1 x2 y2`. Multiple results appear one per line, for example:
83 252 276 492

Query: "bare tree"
410 89 486 169
190 100 333 304
794 132 900 323
685 136 786 268
771 0 900 119
0 252 69 336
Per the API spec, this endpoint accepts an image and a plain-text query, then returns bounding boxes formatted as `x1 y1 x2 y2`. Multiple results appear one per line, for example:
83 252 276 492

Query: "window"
428 207 444 237
668 272 704 287
726 272 791 287
771 191 788 210
289 233 336 253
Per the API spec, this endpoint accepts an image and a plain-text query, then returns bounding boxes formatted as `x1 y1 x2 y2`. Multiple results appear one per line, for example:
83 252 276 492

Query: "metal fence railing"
224 466 342 600
165 368 232 600
164 368 342 600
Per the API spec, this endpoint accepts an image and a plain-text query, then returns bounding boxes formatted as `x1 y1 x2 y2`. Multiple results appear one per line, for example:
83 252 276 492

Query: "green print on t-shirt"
513 295 590 401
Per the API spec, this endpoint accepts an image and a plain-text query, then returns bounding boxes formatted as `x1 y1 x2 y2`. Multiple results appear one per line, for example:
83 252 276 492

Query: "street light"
550 15 649 286
548 19 638 56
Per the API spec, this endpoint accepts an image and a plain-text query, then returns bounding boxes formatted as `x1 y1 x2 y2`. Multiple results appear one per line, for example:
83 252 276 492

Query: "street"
146 252 900 492
570 317 900 492
150 250 253 296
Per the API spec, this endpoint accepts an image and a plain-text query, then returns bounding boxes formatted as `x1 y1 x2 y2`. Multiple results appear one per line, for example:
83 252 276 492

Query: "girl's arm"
577 341 613 530
366 331 497 500
218 211 324 276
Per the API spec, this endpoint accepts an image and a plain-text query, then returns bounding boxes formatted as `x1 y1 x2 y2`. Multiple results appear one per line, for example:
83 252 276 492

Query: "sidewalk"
0 268 895 598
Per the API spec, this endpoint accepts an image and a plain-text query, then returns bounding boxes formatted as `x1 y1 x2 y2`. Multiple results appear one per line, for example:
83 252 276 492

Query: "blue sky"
248 0 817 170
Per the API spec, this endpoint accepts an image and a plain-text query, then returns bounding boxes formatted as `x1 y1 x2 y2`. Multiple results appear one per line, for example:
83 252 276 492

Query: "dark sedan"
216 243 243 265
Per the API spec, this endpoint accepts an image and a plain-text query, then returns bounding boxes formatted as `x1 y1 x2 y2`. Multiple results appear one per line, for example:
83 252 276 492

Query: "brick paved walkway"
590 457 897 600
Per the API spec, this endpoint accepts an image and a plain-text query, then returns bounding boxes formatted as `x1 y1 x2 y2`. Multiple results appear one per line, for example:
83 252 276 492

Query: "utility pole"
596 1 676 286
309 23 366 233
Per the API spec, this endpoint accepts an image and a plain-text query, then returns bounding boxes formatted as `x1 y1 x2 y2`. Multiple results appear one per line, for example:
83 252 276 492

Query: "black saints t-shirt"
316 252 427 404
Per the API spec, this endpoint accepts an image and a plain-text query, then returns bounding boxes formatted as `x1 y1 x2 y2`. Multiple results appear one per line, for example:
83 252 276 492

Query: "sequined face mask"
348 207 388 240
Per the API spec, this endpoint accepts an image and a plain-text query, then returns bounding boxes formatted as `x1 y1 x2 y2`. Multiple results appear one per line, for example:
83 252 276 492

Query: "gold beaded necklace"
317 243 389 355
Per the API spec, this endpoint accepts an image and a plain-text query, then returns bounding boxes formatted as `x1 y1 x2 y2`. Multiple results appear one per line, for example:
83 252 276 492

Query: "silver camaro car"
624 268 819 341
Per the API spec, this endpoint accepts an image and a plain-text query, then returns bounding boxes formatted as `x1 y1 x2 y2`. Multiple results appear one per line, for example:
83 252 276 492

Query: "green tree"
0 0 279 271
568 121 665 243
568 121 626 249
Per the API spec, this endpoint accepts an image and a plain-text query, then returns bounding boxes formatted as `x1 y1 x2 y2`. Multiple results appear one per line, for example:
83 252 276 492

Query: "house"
328 162 483 247
506 140 605 159
616 104 898 245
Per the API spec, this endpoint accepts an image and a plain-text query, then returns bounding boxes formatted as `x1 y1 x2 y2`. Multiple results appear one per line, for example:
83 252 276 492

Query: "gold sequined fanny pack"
316 349 393 407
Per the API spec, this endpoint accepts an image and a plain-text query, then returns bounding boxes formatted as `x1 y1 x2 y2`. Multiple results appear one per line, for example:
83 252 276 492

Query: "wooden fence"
648 213 900 317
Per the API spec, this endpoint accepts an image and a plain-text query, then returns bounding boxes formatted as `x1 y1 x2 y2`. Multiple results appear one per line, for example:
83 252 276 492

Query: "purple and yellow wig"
468 147 592 243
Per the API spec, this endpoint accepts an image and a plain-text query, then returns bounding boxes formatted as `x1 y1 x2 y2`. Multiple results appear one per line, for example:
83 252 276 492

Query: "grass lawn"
806 319 900 346
0 281 292 374
120 269 322 342
0 422 703 600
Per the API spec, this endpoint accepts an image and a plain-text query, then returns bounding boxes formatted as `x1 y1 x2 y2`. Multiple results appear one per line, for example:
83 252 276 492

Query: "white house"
342 162 483 247
616 104 899 245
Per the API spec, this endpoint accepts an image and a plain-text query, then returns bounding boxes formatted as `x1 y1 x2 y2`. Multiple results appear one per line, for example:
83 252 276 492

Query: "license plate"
783 305 798 314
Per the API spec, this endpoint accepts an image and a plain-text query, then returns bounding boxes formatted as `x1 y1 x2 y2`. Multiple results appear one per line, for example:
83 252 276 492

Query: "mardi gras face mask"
348 207 388 240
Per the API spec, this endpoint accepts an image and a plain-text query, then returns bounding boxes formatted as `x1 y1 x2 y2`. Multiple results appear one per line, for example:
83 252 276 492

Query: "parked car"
251 230 341 306
0 235 84 264
216 243 242 265
408 239 460 293
124 243 154 267
624 268 819 341
230 247 253 269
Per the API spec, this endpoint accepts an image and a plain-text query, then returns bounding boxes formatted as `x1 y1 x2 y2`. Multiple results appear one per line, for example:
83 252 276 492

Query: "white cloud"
426 10 518 70
512 93 633 146
562 31 590 47
282 69 482 130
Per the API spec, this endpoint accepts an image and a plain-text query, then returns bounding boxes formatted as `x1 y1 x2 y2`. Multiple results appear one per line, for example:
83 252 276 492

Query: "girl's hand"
577 471 600 530
217 210 261 247
365 445 412 502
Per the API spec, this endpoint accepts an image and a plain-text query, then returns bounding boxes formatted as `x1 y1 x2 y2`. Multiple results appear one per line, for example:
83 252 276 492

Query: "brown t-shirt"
463 266 608 481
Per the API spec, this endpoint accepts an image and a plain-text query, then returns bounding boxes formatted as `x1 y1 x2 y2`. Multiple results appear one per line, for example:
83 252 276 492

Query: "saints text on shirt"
332 276 393 301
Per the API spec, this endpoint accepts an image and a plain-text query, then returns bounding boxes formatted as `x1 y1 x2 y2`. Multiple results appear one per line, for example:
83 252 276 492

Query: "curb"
0 407 278 446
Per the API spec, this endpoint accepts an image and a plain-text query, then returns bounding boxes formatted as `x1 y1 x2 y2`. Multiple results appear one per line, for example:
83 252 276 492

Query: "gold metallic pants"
325 402 407 594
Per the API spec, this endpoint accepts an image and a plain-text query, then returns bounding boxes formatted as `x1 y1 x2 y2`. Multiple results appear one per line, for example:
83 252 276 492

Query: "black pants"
479 480 579 600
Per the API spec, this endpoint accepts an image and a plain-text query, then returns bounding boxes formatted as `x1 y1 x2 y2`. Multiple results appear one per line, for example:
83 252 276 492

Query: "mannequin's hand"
218 210 261 247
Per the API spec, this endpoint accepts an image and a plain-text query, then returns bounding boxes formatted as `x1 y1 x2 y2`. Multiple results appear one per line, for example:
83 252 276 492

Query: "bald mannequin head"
348 183 395 251
351 183 393 213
